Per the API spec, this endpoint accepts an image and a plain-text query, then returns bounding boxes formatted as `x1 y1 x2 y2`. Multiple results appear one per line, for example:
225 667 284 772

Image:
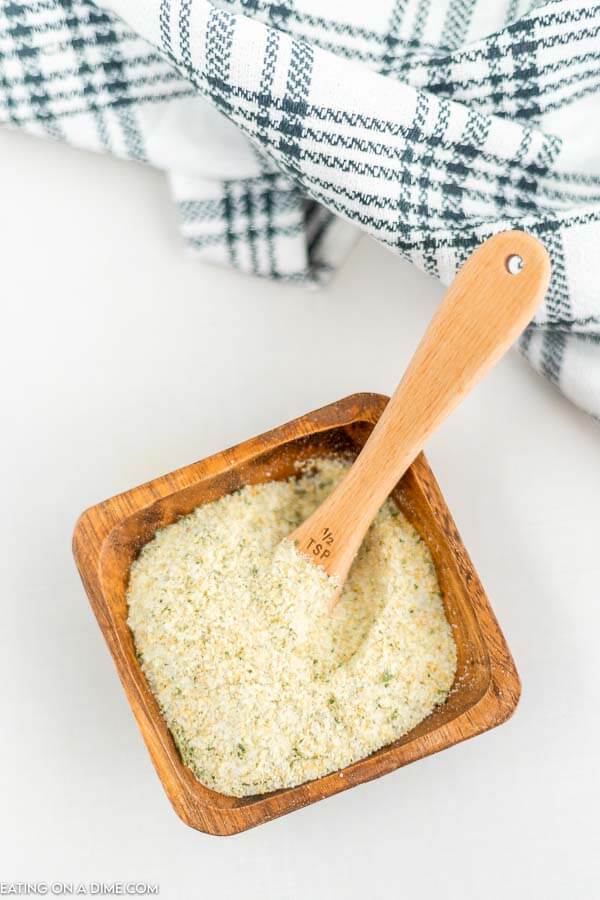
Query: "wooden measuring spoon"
289 230 551 606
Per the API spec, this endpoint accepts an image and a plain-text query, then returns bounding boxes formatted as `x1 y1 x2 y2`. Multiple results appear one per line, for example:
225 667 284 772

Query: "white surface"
2 127 600 899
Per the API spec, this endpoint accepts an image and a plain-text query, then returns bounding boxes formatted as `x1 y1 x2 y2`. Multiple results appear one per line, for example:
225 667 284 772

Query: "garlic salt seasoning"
126 458 456 797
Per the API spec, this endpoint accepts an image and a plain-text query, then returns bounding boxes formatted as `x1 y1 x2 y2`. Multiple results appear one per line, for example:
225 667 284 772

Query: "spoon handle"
290 230 551 593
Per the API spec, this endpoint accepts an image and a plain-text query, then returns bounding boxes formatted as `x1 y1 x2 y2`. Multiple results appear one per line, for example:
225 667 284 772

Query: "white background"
2 127 600 899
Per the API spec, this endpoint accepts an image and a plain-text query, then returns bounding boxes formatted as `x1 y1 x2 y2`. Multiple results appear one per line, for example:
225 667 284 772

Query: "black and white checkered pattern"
2 0 600 417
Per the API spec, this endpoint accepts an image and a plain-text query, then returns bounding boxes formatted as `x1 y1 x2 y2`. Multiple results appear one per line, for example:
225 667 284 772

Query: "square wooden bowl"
73 393 520 836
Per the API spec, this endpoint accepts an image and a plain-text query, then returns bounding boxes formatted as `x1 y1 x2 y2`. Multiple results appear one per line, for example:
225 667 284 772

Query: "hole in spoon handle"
506 253 524 275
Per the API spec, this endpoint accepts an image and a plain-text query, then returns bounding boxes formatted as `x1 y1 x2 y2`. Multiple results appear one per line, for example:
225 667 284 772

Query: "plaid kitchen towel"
2 0 600 417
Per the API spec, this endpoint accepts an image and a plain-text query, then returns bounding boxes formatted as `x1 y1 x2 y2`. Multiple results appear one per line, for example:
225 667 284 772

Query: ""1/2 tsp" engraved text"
305 527 334 560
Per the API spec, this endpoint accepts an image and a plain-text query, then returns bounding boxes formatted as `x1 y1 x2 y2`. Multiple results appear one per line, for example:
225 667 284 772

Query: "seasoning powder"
126 457 457 797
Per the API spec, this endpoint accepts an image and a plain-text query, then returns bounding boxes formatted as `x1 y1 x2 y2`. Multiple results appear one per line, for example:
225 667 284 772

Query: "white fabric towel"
2 0 600 416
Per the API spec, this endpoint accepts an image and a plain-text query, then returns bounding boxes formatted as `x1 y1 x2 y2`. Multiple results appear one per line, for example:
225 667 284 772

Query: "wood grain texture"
73 394 521 836
290 232 551 595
